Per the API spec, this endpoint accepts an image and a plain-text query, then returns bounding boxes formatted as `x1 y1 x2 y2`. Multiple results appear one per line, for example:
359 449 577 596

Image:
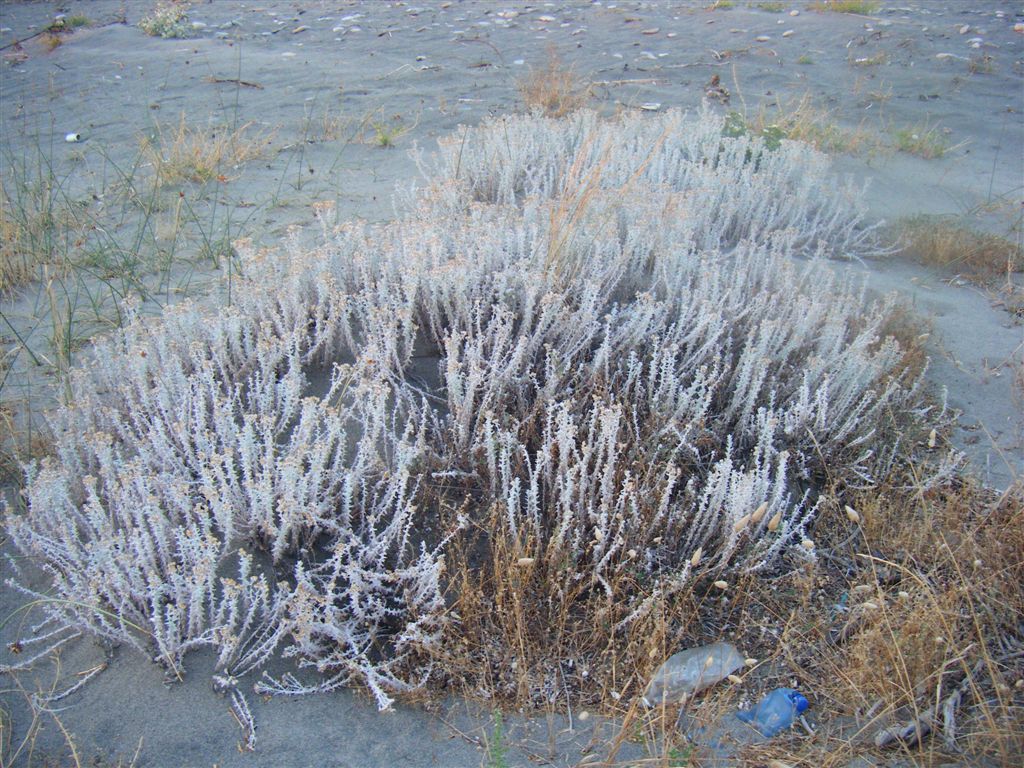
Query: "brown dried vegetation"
517 49 591 118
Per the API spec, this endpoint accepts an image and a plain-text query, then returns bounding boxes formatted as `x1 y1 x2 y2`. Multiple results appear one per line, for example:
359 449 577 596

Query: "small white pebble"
727 674 743 684
714 580 729 590
578 710 590 721
782 29 794 37
744 658 758 667
801 538 815 550
790 9 799 16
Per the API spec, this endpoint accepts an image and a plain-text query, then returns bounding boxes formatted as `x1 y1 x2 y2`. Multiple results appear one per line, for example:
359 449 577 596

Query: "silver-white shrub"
4 109 940 713
414 107 882 258
5 273 449 709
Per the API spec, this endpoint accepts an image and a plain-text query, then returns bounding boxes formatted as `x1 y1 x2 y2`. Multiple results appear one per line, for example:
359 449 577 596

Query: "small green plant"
668 744 694 766
759 124 786 150
892 120 962 159
796 53 814 65
709 0 735 8
371 119 408 149
64 15 92 29
722 112 785 150
486 710 509 768
139 1 194 39
721 111 749 139
809 0 879 12
754 1 786 11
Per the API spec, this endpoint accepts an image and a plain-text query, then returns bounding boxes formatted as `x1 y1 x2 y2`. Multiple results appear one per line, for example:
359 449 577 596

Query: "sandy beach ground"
1 1 1021 765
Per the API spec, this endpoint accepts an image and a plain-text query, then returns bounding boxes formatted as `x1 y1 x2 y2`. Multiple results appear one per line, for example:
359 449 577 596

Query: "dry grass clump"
896 215 1023 282
968 54 995 75
39 32 64 52
660 476 1024 767
0 174 81 293
517 49 591 117
872 304 932 383
0 187 35 292
826 481 1023 763
140 115 271 187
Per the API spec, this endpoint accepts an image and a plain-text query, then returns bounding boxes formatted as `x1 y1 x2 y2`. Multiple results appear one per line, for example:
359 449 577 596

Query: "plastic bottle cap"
790 691 810 714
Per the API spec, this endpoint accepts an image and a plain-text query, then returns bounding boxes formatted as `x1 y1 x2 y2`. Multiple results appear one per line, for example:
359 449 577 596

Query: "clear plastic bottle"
642 642 744 706
736 688 810 737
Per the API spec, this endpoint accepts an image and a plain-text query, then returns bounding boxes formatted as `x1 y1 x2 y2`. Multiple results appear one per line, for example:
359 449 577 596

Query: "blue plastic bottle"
736 688 809 737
